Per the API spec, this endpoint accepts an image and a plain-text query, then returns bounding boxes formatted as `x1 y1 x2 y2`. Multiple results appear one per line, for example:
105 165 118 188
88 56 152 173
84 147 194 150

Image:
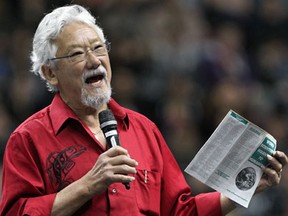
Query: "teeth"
84 72 101 80
83 71 105 84
83 66 107 84
85 75 103 84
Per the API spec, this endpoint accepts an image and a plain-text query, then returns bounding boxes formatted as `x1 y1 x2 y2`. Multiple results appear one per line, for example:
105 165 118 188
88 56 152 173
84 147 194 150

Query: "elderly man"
0 4 287 216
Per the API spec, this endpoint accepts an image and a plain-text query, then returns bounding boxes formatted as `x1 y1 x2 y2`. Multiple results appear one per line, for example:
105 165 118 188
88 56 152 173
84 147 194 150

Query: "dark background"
1 0 288 215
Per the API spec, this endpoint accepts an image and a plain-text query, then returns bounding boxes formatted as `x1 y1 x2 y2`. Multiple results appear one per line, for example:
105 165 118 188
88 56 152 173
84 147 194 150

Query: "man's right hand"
83 146 138 196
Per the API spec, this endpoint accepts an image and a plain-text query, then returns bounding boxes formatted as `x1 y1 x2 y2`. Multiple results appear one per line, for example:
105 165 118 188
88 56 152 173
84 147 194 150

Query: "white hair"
30 5 106 92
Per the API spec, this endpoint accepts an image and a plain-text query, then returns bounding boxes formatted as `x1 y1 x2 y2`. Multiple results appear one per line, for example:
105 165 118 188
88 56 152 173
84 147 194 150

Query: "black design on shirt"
46 145 87 191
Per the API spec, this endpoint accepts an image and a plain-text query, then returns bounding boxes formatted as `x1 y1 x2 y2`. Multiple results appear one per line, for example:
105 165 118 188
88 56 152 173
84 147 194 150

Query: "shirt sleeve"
0 132 56 216
152 125 223 216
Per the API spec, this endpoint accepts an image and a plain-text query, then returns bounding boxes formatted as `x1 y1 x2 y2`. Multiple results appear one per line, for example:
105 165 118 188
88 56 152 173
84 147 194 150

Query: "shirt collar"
50 93 129 135
50 93 80 135
108 98 129 130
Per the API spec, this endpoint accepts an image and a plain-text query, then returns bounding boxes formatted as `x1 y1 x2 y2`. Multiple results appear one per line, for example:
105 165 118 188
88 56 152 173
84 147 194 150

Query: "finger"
273 151 288 167
105 146 129 157
112 164 138 175
103 164 136 186
267 154 283 173
263 166 281 185
109 154 138 167
110 173 136 184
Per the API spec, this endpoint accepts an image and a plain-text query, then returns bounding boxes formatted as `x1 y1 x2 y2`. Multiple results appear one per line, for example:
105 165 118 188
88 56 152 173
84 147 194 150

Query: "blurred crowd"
1 0 288 215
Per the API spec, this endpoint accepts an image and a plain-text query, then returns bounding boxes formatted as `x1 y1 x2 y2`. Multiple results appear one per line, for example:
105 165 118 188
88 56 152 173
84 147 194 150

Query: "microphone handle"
107 135 130 190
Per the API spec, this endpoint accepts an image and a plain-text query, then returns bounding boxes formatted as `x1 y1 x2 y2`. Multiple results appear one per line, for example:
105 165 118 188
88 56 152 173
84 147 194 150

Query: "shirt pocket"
134 168 161 215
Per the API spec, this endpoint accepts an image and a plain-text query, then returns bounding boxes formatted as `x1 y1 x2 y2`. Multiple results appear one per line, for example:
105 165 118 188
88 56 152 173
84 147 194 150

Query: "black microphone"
99 109 130 190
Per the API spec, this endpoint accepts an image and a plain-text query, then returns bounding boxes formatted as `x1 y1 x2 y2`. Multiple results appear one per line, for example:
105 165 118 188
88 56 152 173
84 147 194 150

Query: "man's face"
50 22 112 110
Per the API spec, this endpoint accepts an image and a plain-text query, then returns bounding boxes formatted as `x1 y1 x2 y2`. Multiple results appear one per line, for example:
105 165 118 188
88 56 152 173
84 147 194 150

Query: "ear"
41 65 58 86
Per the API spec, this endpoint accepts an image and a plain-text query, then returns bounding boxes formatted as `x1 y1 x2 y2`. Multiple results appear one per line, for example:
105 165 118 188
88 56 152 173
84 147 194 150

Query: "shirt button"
112 188 117 193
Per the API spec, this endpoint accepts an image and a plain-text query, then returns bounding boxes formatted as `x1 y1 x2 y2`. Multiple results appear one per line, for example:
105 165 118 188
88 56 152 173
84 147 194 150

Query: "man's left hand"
256 150 288 193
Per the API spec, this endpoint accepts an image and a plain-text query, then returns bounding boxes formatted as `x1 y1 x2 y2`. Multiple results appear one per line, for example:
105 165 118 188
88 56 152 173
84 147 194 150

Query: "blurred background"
1 0 288 215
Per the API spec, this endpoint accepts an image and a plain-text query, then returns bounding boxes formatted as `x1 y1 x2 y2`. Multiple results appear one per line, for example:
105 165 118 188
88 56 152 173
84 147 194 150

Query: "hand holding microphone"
99 109 137 190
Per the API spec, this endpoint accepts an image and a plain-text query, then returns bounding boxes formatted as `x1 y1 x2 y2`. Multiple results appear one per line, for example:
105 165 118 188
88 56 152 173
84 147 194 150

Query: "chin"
81 87 111 109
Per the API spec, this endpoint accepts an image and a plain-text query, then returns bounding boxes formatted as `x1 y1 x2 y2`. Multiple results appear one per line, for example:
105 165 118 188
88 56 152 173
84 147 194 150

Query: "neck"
64 98 108 127
75 106 108 149
76 106 107 128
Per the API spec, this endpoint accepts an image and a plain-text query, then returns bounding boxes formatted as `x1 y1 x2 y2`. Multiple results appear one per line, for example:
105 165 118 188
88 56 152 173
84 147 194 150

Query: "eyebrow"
66 38 104 50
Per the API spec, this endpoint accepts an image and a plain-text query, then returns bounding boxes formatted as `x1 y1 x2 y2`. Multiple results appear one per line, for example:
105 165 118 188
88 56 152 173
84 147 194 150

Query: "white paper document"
184 110 277 208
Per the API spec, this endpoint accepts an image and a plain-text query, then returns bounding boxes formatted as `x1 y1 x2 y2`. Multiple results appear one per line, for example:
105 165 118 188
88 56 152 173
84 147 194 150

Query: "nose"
86 50 101 69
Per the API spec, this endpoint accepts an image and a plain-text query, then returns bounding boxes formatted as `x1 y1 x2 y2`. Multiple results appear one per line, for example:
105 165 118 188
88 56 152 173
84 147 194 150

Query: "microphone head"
99 109 115 122
99 109 117 132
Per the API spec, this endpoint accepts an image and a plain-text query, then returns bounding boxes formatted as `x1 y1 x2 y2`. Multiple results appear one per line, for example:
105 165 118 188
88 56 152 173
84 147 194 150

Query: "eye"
69 51 84 57
93 45 104 51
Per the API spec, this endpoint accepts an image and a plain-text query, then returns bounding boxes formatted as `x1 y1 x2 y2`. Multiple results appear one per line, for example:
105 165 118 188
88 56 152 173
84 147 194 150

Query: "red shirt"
0 94 221 216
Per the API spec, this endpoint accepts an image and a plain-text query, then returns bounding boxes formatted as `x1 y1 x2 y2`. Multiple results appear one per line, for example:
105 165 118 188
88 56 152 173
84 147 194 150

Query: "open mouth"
85 74 104 84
